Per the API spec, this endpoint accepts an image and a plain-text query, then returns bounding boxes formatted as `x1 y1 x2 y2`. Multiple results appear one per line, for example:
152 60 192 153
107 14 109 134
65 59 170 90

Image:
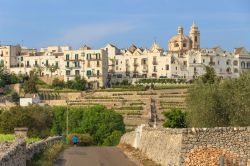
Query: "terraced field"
64 89 187 129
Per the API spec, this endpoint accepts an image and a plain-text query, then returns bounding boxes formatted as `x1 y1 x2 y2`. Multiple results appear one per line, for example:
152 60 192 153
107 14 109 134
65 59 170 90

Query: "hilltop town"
1 22 249 89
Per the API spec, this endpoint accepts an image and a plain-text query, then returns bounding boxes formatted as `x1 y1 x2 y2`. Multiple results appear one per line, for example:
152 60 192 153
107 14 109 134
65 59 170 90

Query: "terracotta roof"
234 47 244 54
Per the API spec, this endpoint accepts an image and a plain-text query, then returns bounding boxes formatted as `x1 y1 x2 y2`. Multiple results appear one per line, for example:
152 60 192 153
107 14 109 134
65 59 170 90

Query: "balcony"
88 74 102 77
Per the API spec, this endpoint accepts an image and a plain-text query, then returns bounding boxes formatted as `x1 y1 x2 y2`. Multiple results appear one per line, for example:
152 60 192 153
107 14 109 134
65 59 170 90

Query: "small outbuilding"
19 93 40 106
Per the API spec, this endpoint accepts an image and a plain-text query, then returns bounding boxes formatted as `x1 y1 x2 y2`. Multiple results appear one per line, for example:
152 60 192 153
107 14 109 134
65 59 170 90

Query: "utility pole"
66 98 69 144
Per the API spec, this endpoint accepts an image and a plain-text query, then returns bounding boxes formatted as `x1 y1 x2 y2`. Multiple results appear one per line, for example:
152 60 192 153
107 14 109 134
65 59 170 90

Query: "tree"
52 78 65 89
0 105 53 138
66 76 86 91
201 66 218 84
103 131 123 146
47 64 59 77
23 72 38 94
34 65 45 77
51 105 125 145
186 68 250 127
162 108 187 128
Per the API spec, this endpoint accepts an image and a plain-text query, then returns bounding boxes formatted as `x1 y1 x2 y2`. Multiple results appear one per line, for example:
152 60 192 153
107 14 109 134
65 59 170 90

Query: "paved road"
54 146 137 166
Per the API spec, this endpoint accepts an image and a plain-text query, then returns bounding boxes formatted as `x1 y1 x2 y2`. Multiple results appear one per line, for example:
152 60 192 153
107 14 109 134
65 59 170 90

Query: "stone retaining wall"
0 136 63 166
120 125 250 166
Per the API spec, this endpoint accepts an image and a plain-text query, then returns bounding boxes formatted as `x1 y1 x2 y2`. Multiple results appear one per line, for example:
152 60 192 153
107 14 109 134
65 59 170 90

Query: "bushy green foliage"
163 108 187 128
103 130 123 146
0 66 25 87
68 133 93 146
66 76 86 91
186 67 250 127
0 105 53 138
51 105 125 145
52 78 65 89
23 72 38 93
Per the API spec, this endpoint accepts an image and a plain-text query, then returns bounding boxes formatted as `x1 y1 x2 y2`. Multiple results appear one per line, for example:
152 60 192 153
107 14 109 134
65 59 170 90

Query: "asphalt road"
54 146 137 166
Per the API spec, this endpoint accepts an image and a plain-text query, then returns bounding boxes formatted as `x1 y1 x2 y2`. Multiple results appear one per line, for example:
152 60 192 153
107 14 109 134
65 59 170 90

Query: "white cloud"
54 21 136 48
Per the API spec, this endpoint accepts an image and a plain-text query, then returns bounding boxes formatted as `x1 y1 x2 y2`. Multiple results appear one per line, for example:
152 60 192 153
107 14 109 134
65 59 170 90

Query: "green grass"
27 142 64 166
0 134 41 144
0 134 15 141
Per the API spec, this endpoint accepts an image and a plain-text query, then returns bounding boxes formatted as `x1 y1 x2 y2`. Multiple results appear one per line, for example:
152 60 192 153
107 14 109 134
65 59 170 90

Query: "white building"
0 22 250 88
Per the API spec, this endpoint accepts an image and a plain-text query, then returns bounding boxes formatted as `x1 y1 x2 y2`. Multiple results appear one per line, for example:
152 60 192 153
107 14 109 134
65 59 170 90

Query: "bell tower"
189 21 200 49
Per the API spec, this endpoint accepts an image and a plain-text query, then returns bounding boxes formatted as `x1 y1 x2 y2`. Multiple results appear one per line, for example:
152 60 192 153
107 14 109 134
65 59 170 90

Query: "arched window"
226 67 231 73
175 43 179 47
226 59 231 65
233 60 238 66
247 62 250 69
241 62 246 69
193 59 196 63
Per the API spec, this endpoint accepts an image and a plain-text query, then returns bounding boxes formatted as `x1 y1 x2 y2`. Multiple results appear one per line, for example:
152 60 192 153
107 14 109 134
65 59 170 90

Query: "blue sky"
0 0 249 51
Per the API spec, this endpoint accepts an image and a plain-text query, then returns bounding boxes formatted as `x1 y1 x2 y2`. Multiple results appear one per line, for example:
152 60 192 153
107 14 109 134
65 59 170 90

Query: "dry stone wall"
120 125 250 166
0 136 63 166
0 140 26 166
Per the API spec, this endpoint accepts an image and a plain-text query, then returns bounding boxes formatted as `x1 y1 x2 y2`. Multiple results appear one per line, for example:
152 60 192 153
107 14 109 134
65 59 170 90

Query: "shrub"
163 108 187 128
102 131 122 146
0 105 53 138
52 78 65 89
68 133 94 146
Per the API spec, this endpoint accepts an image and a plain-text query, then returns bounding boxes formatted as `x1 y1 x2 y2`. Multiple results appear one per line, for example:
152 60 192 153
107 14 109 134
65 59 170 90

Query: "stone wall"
120 125 250 166
26 136 63 161
0 140 26 166
0 136 63 166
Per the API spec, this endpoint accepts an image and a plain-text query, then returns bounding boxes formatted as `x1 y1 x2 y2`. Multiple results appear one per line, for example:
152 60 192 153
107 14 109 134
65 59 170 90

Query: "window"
97 70 100 76
21 57 23 61
97 53 101 59
86 70 92 76
27 61 30 67
55 61 59 67
183 43 186 47
87 54 91 59
97 61 100 67
233 60 238 66
35 61 38 66
166 65 169 70
75 70 80 75
66 54 69 60
176 67 178 70
66 61 69 67
247 62 250 68
116 60 118 65
193 59 196 63
66 70 70 75
194 67 197 72
183 61 187 66
75 54 78 60
175 43 179 47
241 62 245 69
203 59 205 63
46 60 49 66
195 36 198 42
153 66 157 72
